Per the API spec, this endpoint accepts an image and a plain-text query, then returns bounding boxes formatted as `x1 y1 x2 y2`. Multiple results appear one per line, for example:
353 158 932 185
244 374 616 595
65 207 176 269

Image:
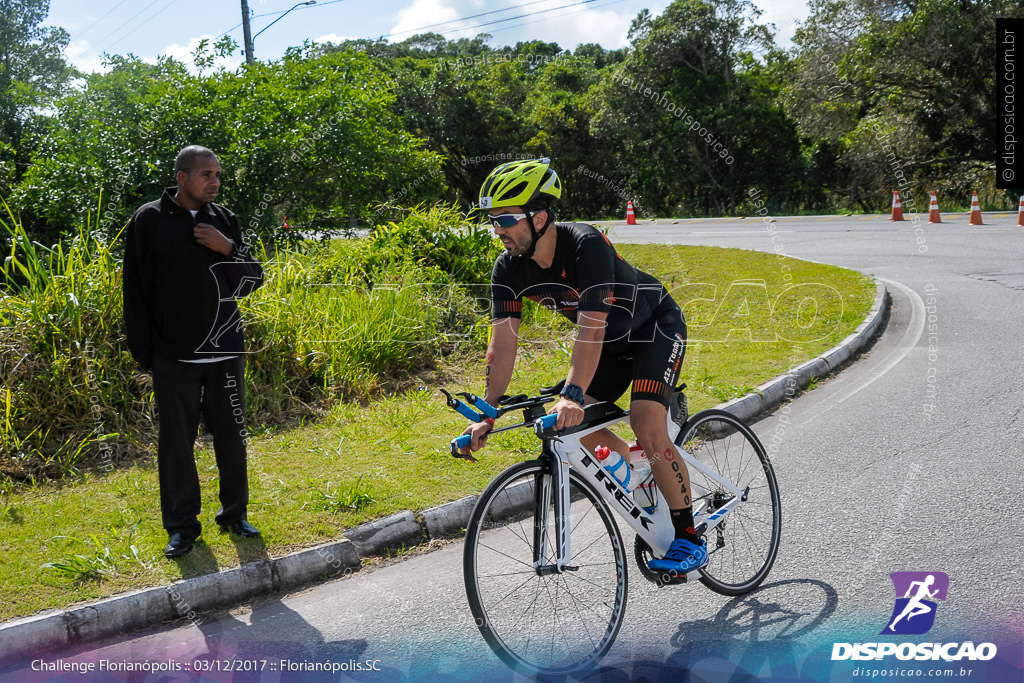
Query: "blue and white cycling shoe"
647 537 708 574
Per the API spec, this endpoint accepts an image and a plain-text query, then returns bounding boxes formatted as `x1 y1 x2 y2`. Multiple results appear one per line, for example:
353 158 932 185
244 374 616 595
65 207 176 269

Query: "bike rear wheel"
676 409 781 596
463 459 628 675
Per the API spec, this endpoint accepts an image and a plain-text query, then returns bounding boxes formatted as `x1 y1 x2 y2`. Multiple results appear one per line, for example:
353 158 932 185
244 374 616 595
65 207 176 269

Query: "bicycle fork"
532 448 573 575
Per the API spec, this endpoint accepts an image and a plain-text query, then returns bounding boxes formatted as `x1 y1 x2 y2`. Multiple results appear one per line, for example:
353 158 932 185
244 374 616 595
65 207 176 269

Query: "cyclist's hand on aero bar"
551 396 585 431
458 420 493 461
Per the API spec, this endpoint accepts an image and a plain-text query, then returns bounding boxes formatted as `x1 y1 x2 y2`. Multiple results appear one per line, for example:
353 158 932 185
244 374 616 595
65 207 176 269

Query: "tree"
591 0 804 215
785 0 1024 210
0 0 74 192
522 56 619 219
382 38 538 212
13 46 443 245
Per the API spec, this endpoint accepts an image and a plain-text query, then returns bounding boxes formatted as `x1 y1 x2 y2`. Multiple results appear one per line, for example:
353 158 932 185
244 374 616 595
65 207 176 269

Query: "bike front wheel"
676 409 782 596
463 459 628 675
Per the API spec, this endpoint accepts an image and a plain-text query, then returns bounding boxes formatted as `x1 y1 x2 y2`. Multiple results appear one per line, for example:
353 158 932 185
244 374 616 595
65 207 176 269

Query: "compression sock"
670 507 700 544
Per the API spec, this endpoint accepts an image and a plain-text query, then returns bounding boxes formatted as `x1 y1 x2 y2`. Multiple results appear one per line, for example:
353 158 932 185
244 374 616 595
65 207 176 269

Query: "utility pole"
241 0 255 65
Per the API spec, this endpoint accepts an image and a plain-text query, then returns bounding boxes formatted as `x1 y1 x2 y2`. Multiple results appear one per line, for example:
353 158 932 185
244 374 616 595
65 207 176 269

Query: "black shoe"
164 531 198 558
220 519 261 538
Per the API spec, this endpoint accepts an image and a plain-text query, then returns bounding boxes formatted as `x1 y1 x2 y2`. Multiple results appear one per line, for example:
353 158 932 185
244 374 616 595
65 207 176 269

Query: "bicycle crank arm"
535 564 579 576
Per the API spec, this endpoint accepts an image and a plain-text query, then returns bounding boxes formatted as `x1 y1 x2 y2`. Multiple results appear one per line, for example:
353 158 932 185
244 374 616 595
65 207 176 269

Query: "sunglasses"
489 213 529 229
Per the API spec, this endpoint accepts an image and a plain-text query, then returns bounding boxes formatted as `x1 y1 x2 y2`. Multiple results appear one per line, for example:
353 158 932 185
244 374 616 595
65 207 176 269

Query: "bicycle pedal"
658 567 703 585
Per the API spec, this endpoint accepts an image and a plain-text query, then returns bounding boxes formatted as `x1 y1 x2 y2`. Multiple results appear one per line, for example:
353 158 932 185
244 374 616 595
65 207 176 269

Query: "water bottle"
629 445 659 513
594 446 633 491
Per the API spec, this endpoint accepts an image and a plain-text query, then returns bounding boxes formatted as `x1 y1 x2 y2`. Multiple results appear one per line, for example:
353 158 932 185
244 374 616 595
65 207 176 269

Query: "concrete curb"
0 282 889 664
343 510 423 556
0 538 362 664
717 281 888 423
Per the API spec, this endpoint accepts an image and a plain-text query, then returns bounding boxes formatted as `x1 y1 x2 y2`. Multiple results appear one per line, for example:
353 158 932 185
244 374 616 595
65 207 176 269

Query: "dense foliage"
9 42 443 247
0 203 496 483
3 0 1021 246
2 0 1022 481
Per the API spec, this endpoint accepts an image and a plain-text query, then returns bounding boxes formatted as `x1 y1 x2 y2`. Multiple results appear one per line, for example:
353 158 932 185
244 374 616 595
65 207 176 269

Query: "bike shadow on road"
581 578 840 682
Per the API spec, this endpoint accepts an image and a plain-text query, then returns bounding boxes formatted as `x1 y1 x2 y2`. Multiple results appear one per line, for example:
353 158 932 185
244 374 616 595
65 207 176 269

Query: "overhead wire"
380 0 621 42
104 0 181 52
132 0 624 63
91 0 166 48
219 0 350 39
384 0 559 39
477 0 629 37
70 0 134 41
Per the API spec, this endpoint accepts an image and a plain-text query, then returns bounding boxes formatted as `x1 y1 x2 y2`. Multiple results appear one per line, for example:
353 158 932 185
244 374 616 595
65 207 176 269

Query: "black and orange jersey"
491 222 671 341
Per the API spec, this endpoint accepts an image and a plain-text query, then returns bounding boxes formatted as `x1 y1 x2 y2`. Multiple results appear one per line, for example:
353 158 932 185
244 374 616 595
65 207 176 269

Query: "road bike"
444 382 782 675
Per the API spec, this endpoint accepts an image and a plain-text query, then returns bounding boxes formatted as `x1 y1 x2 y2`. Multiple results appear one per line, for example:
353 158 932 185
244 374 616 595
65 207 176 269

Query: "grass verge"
0 244 875 622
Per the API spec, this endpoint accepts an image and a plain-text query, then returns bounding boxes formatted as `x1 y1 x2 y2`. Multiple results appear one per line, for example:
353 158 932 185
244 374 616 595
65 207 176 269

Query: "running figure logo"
881 572 949 635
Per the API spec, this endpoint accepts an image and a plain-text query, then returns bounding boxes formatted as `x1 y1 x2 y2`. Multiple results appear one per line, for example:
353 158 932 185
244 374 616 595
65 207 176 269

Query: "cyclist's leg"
580 341 633 456
627 305 688 506
632 400 689 507
626 306 706 572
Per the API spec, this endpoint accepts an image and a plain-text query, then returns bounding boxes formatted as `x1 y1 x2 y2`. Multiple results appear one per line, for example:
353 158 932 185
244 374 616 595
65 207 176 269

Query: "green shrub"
354 202 500 286
1 201 146 483
1 202 497 484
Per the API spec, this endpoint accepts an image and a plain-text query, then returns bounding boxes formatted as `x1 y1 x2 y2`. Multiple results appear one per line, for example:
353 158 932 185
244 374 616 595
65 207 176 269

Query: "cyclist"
458 158 707 575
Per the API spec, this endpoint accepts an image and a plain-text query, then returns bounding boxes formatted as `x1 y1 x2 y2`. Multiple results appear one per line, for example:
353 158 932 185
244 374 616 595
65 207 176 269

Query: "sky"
47 0 812 75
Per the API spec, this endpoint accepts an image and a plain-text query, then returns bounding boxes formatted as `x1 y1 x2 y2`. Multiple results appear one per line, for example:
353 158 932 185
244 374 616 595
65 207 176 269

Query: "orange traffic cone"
890 191 904 221
968 191 983 225
626 200 637 225
928 192 942 223
1017 196 1024 227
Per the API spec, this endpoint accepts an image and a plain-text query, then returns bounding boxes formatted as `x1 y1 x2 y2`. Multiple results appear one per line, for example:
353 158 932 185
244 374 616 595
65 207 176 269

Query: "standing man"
123 145 264 558
459 158 707 575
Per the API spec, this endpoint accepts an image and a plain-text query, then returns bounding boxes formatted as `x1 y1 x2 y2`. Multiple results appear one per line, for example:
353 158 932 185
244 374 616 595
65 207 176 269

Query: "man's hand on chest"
193 223 234 257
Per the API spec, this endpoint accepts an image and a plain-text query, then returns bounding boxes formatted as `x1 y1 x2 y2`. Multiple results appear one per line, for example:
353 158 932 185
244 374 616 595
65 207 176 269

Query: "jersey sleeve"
490 256 523 320
574 231 617 315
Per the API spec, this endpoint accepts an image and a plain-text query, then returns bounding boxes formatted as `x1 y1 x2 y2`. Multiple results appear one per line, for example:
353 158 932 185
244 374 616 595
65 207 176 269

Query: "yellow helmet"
478 157 562 210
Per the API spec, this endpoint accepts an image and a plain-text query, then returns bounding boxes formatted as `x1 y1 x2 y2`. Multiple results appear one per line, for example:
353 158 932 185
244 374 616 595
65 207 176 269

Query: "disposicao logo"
882 571 948 635
831 571 997 662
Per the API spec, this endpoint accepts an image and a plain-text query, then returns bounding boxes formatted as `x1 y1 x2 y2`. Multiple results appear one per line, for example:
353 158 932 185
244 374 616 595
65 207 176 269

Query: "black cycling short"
586 302 686 408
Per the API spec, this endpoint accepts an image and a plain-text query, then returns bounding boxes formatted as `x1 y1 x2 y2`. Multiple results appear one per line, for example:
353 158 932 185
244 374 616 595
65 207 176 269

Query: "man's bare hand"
194 223 234 256
552 396 585 430
457 421 494 461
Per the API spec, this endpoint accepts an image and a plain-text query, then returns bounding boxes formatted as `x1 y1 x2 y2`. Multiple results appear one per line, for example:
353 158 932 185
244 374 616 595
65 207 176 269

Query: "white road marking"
792 278 925 426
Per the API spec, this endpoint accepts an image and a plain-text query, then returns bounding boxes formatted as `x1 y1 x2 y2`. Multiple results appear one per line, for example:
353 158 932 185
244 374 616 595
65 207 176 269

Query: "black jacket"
122 188 264 369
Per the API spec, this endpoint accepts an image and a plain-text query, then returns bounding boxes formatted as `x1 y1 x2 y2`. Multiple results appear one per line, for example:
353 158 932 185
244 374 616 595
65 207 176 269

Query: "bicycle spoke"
679 411 780 596
557 568 620 599
465 462 626 674
481 569 544 614
476 541 536 571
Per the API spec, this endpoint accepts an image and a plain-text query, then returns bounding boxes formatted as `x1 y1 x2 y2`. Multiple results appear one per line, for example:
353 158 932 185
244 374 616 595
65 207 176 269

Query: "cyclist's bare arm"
458 318 520 457
484 316 520 404
553 310 607 430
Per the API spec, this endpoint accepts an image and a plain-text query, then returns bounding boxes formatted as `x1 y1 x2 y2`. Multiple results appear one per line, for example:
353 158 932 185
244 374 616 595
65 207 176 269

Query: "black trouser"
151 355 249 535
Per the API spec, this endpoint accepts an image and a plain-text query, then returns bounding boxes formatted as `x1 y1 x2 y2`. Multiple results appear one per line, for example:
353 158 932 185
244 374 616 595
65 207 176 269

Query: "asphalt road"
4 211 1023 682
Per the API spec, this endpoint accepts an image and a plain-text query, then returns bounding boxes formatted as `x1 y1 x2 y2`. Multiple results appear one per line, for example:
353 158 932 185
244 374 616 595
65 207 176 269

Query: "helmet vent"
501 181 529 203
